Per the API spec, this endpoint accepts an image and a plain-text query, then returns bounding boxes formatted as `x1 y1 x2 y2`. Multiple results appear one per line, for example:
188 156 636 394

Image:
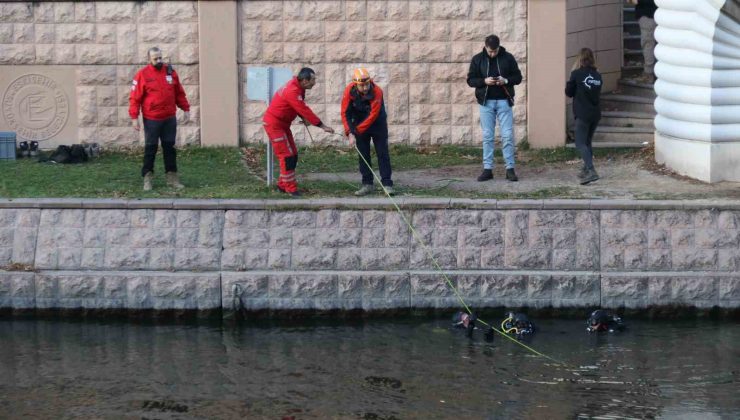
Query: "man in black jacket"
467 34 523 182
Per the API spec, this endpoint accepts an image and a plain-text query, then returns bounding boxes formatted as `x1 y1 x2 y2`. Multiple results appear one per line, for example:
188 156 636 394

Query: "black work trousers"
141 116 177 177
575 118 599 170
355 124 393 186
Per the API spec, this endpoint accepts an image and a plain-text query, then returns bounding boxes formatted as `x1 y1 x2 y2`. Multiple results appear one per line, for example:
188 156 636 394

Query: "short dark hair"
297 67 315 81
484 35 500 49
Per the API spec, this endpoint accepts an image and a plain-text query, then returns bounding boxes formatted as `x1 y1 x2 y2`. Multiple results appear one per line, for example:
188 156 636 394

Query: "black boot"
577 165 588 180
506 168 518 182
18 141 28 158
477 169 493 182
580 168 599 185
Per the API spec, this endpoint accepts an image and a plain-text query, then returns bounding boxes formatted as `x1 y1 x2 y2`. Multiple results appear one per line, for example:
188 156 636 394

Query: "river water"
0 317 737 419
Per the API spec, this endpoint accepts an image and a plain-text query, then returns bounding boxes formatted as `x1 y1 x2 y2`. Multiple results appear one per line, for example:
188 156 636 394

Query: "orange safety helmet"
352 67 372 86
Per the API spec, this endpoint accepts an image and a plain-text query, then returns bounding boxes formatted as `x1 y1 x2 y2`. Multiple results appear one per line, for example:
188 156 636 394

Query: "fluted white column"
654 0 740 182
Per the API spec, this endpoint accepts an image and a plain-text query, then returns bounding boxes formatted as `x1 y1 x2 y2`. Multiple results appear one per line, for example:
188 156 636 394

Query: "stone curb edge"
0 198 738 210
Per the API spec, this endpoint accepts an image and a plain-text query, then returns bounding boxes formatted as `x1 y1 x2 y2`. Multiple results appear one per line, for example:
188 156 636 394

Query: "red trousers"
263 121 298 193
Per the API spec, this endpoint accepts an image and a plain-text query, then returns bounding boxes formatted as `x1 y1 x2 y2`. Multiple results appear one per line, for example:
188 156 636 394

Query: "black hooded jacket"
466 46 523 105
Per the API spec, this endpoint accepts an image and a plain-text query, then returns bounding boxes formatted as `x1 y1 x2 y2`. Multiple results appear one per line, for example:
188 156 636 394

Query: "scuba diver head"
452 311 477 338
586 309 625 333
501 311 535 337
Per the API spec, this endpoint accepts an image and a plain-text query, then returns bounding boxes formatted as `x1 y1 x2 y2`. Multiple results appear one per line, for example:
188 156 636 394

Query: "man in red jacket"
262 67 334 196
129 47 190 191
341 68 393 196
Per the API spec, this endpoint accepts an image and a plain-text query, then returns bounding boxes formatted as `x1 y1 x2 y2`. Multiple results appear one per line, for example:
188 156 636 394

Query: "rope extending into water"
308 130 567 366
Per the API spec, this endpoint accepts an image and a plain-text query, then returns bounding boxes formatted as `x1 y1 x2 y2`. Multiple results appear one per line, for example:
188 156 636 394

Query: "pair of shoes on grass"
143 172 184 191
17 141 38 158
354 184 395 196
477 168 518 182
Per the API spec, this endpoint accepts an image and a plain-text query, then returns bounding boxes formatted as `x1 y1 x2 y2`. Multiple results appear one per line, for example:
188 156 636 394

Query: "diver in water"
586 309 626 333
501 312 536 339
452 311 495 342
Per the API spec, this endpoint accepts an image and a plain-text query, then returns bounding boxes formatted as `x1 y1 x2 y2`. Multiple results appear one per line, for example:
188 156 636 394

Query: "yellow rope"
333 133 566 366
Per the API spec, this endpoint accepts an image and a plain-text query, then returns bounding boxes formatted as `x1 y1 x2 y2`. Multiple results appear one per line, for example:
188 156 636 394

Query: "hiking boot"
577 166 588 180
477 169 493 182
354 184 374 196
580 168 600 185
382 185 395 196
506 168 518 182
165 172 184 190
143 172 153 191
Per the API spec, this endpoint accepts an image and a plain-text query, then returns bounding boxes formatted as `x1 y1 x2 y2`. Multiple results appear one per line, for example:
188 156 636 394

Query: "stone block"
410 273 455 297
649 211 693 228
81 248 105 269
75 2 96 21
96 2 136 22
719 277 740 301
1 3 33 21
602 275 648 301
33 3 55 22
527 275 552 300
292 248 336 269
0 272 35 308
158 2 197 21
431 0 470 19
105 248 150 269
410 248 457 269
11 228 37 265
671 277 718 303
116 25 138 63
504 248 551 269
368 21 408 42
174 248 220 270
361 249 408 270
480 274 527 300
55 23 94 44
242 0 282 19
552 275 599 302
362 228 385 248
270 211 316 228
59 275 101 299
409 42 450 62
335 249 361 270
648 276 672 303
672 249 717 270
0 45 35 65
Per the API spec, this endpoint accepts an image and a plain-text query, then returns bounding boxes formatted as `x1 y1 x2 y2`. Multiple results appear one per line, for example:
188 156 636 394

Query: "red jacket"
129 64 190 121
341 82 386 136
263 77 322 127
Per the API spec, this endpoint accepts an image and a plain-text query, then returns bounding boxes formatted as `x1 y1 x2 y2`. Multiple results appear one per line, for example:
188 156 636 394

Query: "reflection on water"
0 318 738 419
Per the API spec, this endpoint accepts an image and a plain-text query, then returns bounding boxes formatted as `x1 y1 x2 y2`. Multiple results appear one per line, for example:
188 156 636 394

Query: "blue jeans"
479 99 515 170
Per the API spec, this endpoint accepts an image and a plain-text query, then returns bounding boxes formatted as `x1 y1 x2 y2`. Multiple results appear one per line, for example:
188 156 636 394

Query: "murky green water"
0 317 738 419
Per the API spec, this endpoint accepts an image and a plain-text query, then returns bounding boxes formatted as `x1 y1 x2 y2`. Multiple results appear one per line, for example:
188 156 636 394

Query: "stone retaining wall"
1 199 739 316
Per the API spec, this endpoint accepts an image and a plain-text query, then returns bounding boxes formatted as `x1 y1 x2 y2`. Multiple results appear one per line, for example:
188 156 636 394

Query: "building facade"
0 1 625 150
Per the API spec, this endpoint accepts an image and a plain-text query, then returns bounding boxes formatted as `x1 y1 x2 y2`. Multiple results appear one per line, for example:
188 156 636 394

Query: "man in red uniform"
130 47 190 191
341 68 394 196
262 67 334 196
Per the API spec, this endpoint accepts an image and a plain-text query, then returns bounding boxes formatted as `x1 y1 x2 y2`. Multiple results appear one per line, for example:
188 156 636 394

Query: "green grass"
0 145 631 199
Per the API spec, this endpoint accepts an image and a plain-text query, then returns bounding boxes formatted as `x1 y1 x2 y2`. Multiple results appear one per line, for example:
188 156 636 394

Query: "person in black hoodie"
467 34 523 182
565 48 602 185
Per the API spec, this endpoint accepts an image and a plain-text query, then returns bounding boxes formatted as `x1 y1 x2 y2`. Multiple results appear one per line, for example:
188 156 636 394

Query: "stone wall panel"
235 0 527 145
